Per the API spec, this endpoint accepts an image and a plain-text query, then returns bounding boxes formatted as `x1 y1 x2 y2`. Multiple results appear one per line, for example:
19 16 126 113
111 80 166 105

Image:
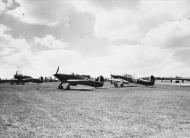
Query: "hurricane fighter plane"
110 74 155 87
10 71 43 85
54 67 104 90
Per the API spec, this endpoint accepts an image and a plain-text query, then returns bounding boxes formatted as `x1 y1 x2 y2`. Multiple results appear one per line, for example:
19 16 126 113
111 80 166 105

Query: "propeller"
56 66 59 74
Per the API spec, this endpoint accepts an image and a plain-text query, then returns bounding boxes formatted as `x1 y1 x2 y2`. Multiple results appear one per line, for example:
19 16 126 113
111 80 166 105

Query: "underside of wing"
22 78 42 83
109 78 129 84
11 79 17 81
67 79 103 87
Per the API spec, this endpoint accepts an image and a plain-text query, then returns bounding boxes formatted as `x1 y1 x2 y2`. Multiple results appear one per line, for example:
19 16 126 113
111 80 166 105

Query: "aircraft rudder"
95 75 104 83
150 75 155 85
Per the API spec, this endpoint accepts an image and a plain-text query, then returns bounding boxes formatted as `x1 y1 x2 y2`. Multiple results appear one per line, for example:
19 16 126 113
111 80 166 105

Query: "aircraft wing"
22 78 43 83
10 79 18 83
67 79 94 84
10 78 42 84
10 79 17 81
67 79 103 87
138 78 151 82
108 78 129 84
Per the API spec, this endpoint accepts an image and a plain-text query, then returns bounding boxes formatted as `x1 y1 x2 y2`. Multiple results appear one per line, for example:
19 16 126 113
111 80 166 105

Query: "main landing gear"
58 83 63 89
58 83 71 90
114 82 124 88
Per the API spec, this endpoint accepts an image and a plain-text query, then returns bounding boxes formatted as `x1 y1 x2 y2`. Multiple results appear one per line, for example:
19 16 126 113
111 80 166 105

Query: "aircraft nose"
54 74 61 79
54 74 58 78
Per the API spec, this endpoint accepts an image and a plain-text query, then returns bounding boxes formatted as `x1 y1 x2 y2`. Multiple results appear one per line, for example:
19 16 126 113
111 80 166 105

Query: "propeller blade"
56 66 59 74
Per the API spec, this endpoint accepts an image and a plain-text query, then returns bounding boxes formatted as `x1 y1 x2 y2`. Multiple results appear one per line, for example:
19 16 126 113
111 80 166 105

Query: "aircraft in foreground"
10 71 43 85
54 67 104 89
110 74 155 87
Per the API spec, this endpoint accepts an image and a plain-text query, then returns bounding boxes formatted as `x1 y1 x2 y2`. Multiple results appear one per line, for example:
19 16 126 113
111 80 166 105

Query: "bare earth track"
0 82 190 138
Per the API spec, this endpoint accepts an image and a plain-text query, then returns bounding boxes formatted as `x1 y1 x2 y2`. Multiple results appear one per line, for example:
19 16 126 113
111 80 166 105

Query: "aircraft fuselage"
54 73 104 89
111 74 155 86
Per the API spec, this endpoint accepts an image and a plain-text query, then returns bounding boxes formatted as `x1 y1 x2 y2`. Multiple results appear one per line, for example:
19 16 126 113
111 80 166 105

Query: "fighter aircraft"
54 67 104 90
110 74 155 87
10 71 43 85
53 67 104 89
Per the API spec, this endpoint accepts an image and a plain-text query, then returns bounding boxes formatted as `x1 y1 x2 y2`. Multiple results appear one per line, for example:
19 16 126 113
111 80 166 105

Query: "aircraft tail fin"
14 71 18 79
95 76 104 83
40 76 44 82
150 75 155 84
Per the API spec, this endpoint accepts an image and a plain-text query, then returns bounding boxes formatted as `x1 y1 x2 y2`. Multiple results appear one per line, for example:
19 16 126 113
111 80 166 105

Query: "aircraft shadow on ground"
57 87 108 91
95 87 107 89
111 85 138 88
59 88 94 91
146 86 156 88
126 85 138 87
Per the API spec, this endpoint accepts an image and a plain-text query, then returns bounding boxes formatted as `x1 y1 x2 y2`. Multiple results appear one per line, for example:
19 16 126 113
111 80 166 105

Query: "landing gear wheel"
120 83 124 87
58 85 63 89
58 83 63 89
114 82 118 87
66 84 71 90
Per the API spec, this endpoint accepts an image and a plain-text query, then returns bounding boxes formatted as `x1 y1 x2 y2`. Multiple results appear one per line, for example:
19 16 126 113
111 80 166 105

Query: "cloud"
6 0 73 26
142 19 190 76
33 35 69 52
0 24 80 78
72 0 190 44
0 24 31 72
144 19 190 49
144 18 190 66
0 0 6 14
0 5 109 57
174 48 190 64
1 0 190 78
90 0 140 9
2 0 20 10
0 24 29 57
66 44 173 77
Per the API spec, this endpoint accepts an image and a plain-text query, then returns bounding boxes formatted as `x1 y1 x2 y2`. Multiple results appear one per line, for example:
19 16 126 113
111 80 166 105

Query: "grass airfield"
0 82 190 138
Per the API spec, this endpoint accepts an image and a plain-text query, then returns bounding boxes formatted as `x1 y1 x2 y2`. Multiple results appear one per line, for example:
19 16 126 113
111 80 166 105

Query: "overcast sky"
0 0 190 78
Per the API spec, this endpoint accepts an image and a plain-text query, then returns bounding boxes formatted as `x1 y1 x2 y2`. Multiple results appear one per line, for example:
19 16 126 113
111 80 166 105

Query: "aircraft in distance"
156 76 190 83
54 67 104 89
10 71 43 85
110 74 155 87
